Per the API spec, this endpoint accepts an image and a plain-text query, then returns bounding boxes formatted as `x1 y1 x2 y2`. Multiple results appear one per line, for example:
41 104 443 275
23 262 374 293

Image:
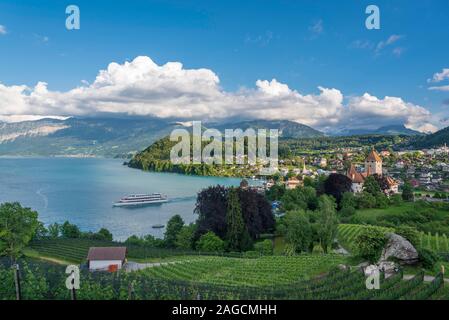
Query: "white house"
87 247 127 272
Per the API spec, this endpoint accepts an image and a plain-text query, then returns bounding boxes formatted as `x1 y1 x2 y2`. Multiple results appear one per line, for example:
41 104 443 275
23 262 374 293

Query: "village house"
380 150 391 157
285 176 303 190
87 247 128 272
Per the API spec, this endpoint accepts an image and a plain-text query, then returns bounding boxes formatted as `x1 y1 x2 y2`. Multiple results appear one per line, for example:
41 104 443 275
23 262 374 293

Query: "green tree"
339 192 357 220
357 192 377 209
281 186 317 211
265 184 286 201
196 231 225 252
164 215 185 248
0 202 39 263
315 196 339 253
96 228 113 241
175 224 196 250
363 176 382 196
226 188 250 251
32 221 48 240
47 223 60 238
402 181 415 202
283 210 313 253
340 192 356 209
60 221 81 238
124 235 145 246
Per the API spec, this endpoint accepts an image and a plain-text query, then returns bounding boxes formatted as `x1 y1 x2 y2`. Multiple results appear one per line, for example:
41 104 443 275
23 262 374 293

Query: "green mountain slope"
410 126 449 148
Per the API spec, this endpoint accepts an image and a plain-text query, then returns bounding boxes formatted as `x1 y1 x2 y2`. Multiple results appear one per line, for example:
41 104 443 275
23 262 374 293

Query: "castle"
346 148 398 195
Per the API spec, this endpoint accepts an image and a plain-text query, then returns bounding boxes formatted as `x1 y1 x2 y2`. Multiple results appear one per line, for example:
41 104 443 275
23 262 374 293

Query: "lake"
0 157 247 240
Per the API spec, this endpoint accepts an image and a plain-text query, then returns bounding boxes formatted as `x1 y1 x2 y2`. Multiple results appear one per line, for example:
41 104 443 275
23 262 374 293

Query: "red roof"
385 176 398 187
366 148 382 162
347 165 365 183
87 247 127 261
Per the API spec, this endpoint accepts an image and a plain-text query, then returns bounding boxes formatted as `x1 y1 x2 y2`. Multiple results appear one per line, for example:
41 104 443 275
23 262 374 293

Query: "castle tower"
365 148 382 176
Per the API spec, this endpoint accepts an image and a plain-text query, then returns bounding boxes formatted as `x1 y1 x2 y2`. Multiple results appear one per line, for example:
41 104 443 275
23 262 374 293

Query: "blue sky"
0 0 448 132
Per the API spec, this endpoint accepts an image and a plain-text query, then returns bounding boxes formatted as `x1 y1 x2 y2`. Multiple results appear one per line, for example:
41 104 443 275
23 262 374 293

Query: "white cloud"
346 93 438 132
392 47 405 57
0 115 69 123
0 55 438 132
428 68 449 83
429 85 449 92
350 40 374 50
309 19 324 35
0 25 7 35
375 34 404 54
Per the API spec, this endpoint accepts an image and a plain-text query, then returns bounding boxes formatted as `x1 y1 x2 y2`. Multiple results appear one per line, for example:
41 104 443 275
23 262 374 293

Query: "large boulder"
379 233 419 265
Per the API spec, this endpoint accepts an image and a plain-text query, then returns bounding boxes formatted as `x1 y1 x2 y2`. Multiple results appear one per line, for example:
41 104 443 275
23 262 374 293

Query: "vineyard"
418 232 449 253
0 257 447 300
338 224 449 254
338 224 394 252
139 255 348 287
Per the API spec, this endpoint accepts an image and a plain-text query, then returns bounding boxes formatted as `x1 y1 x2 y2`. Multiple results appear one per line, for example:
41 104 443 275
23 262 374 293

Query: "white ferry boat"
113 193 168 207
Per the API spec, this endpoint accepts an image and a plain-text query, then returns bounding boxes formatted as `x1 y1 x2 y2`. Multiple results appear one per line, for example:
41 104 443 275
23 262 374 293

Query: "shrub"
418 248 439 269
196 232 225 252
254 239 273 255
354 228 387 263
389 194 403 206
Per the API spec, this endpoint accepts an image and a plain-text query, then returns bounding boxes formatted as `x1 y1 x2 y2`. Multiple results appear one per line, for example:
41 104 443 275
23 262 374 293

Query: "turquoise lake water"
0 158 245 240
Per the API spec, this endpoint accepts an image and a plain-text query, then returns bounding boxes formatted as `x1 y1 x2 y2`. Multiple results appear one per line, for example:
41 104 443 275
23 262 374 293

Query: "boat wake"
169 196 197 203
36 187 49 209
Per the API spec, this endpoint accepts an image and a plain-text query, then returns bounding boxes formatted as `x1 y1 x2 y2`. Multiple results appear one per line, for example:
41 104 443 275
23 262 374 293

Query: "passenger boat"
113 193 168 207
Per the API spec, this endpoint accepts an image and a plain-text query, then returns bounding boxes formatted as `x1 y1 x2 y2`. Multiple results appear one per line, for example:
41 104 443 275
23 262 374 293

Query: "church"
346 148 399 195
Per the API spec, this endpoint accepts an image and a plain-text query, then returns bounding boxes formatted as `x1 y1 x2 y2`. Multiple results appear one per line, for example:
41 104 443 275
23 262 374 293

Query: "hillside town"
266 144 449 197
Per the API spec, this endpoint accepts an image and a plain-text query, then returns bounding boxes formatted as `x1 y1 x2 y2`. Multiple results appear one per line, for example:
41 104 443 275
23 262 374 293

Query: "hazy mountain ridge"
210 120 325 138
0 118 323 157
0 117 177 157
332 125 423 137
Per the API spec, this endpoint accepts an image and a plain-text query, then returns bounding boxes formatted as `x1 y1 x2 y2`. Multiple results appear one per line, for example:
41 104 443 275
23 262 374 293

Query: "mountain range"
0 117 323 157
0 117 444 157
331 125 423 137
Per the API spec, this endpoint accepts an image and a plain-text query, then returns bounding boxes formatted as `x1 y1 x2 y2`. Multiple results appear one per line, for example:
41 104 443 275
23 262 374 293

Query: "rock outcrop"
379 233 419 265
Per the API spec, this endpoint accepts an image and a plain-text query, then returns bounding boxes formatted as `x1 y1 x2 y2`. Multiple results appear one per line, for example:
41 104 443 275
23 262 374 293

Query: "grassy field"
353 202 449 223
353 202 415 222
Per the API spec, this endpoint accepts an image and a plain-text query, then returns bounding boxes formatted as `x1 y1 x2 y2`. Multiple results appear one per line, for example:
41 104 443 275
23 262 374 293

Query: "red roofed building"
87 247 127 271
346 164 365 193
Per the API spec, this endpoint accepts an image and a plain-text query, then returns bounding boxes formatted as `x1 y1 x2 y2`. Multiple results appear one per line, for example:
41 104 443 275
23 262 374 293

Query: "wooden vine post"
13 263 22 300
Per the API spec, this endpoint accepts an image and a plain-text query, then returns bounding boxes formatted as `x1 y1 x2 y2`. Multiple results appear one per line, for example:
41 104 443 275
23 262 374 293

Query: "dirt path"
124 260 187 272
403 274 449 283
